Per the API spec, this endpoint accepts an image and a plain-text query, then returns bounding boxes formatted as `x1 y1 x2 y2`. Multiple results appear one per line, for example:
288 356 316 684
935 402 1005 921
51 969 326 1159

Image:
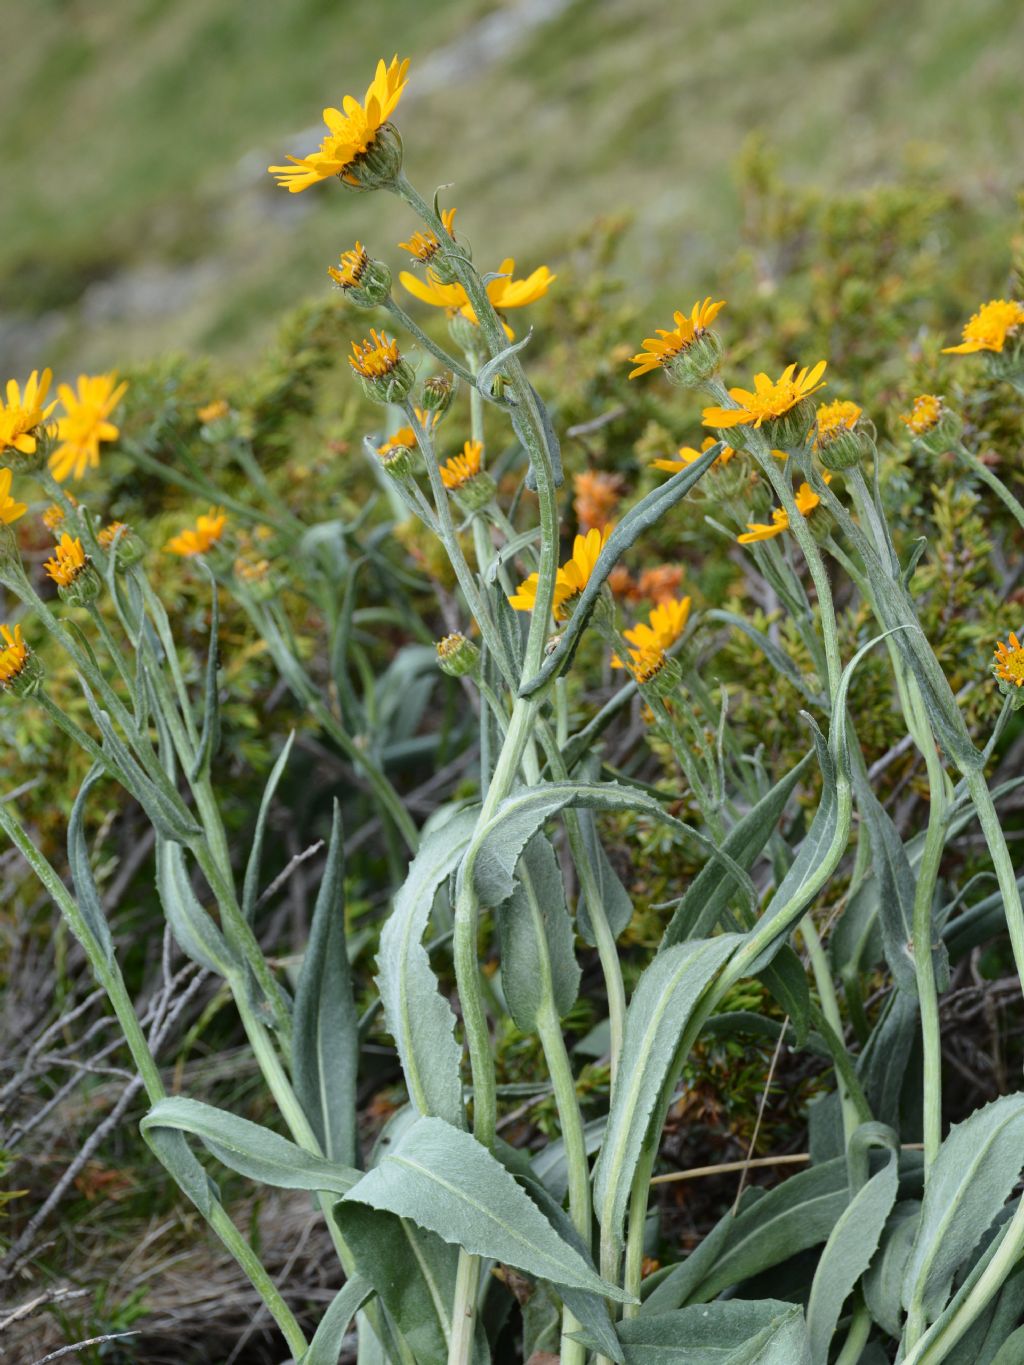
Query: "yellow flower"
624 645 669 685
269 56 409 192
628 299 726 379
0 468 27 525
165 508 227 557
814 400 861 447
509 526 610 622
737 478 830 544
378 426 417 456
652 436 737 475
703 361 828 429
943 299 1024 355
0 624 29 688
50 373 128 482
0 368 56 457
235 555 271 583
42 503 65 531
399 257 556 327
899 394 943 436
328 242 370 290
399 208 458 265
198 399 229 423
440 440 483 491
613 595 691 670
44 534 88 587
348 329 402 380
97 521 129 550
994 632 1024 688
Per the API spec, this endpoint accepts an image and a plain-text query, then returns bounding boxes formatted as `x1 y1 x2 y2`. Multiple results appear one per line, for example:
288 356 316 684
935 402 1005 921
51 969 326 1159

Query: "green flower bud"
436 631 480 677
453 471 497 513
340 123 404 192
814 403 877 472
58 560 102 607
447 311 481 355
379 442 417 482
97 521 144 569
663 328 724 389
421 371 458 418
329 244 392 308
899 395 962 455
765 397 817 452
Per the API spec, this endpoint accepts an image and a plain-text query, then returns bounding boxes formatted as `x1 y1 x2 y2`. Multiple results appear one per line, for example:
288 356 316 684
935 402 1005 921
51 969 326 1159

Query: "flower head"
0 624 32 690
328 242 392 305
165 508 227 557
814 400 861 446
269 57 409 192
628 299 726 381
235 555 271 584
703 361 827 431
943 300 1024 355
97 521 128 550
613 595 691 671
635 565 685 604
198 399 230 424
330 242 370 290
399 257 555 329
440 441 483 491
50 373 127 482
436 631 480 677
994 632 1024 688
737 478 830 544
652 437 736 475
625 645 669 686
399 208 457 266
44 533 88 586
377 426 417 457
509 526 610 622
0 369 56 463
0 468 27 526
349 329 401 380
900 394 943 436
573 470 624 531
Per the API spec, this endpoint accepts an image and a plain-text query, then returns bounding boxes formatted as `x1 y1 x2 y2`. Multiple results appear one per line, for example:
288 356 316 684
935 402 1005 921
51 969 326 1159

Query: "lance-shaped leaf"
189 561 222 781
593 935 743 1248
806 1124 900 1363
293 801 359 1167
302 1275 373 1365
141 1096 360 1195
67 765 115 963
575 807 635 945
155 838 239 977
576 1299 810 1363
498 835 580 1030
518 445 721 696
863 1200 921 1338
376 807 478 1126
242 731 295 922
341 1115 630 1300
903 1093 1024 1325
332 1205 458 1365
661 752 812 949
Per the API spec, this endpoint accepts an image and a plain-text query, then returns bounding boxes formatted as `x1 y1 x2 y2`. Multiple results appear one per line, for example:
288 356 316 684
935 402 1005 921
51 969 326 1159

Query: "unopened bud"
436 631 479 677
421 371 458 418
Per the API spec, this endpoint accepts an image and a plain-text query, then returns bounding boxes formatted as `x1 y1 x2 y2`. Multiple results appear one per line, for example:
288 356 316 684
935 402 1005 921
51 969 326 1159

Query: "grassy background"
2 0 1022 376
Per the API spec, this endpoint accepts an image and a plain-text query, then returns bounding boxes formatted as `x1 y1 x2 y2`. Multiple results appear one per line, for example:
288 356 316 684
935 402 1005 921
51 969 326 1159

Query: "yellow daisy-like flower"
613 595 692 670
628 299 726 380
943 299 1024 355
0 468 27 525
165 508 227 558
994 632 1024 688
814 400 861 446
703 361 828 430
198 399 229 423
44 533 88 587
652 436 737 475
737 478 830 544
49 373 128 482
42 503 65 531
399 208 458 265
440 440 483 491
328 242 370 290
268 56 409 192
378 425 417 456
509 526 610 622
624 645 669 686
0 368 56 458
899 394 944 436
0 624 29 688
399 257 556 327
97 521 129 550
348 329 402 380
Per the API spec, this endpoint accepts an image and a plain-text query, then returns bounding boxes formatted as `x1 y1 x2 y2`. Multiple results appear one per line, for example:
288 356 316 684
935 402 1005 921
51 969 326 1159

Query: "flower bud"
0 623 43 698
348 329 416 404
328 243 392 308
436 631 480 677
97 520 144 568
447 311 480 355
899 394 961 455
631 648 681 699
234 556 275 602
814 401 876 472
340 123 404 192
663 328 723 389
379 441 417 482
59 561 102 607
421 371 458 418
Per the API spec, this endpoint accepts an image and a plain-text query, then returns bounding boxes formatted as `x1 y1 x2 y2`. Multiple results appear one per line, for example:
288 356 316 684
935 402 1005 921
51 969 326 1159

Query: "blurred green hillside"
2 0 1022 376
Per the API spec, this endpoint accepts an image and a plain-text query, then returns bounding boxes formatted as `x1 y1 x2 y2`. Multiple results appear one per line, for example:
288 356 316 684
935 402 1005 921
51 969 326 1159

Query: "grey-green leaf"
242 731 295 922
862 1200 920 1337
903 1093 1024 1323
67 765 115 963
589 1300 810 1363
376 807 478 1126
293 801 359 1166
498 834 580 1029
155 838 238 976
302 1274 373 1365
341 1114 630 1300
576 809 635 944
593 935 742 1248
141 1096 360 1196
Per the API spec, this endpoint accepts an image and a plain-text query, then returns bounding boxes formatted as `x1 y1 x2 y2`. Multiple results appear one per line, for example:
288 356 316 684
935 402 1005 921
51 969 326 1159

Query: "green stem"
383 296 478 387
964 766 1024 993
956 443 1024 536
801 912 860 1145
